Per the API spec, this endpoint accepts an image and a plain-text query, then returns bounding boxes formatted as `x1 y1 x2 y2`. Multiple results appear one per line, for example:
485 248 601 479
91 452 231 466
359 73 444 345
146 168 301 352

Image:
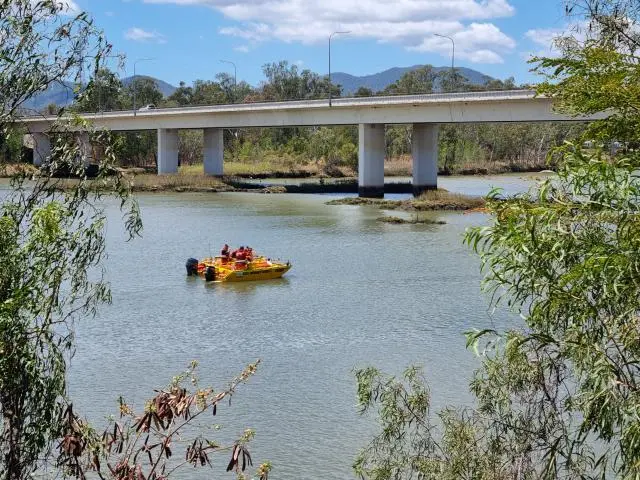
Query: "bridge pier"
31 133 51 167
158 128 179 174
412 123 439 196
203 128 224 176
358 123 385 198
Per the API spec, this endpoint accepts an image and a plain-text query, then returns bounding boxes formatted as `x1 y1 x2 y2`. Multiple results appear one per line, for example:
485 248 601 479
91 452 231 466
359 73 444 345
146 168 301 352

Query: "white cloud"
142 0 517 63
234 45 250 53
523 22 589 58
124 27 167 43
524 27 564 58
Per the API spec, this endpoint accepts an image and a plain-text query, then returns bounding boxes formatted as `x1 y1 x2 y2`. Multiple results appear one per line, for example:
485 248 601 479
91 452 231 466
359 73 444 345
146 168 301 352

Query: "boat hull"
192 256 291 283
219 264 291 282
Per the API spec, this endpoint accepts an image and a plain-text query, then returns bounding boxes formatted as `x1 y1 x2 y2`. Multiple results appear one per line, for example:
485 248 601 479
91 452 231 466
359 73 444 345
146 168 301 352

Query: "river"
1 173 543 479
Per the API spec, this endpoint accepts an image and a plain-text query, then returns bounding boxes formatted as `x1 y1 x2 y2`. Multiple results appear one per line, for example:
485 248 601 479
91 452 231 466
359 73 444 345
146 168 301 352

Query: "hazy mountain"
22 76 177 112
331 65 493 94
121 75 177 97
21 81 78 112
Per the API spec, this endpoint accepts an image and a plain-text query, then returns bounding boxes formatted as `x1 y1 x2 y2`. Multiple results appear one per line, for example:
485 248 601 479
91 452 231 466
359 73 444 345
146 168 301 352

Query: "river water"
1 173 543 479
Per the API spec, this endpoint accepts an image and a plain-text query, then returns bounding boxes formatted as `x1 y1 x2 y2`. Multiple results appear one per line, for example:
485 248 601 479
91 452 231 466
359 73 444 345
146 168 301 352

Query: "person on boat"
234 246 248 270
220 244 230 264
245 246 254 262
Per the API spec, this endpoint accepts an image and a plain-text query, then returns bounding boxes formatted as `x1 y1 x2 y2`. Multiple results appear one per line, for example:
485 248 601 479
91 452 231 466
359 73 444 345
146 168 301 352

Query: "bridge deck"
20 90 600 132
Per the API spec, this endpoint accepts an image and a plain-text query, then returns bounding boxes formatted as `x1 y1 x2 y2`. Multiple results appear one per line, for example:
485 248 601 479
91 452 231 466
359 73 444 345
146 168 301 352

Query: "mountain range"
22 65 494 111
21 75 178 112
332 65 492 94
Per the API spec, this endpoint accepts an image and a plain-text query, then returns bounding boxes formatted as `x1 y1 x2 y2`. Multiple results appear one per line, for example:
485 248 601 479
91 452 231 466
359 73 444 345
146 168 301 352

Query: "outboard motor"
205 266 216 282
186 258 199 276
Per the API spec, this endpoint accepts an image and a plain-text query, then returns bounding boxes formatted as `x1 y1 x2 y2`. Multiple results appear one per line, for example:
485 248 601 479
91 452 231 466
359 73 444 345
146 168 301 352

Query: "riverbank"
0 152 552 183
0 165 543 206
180 156 551 179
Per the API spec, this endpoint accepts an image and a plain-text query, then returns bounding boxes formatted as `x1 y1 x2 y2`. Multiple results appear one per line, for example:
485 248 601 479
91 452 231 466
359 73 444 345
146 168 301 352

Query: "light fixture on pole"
329 30 350 107
132 57 155 116
220 59 237 103
434 33 455 91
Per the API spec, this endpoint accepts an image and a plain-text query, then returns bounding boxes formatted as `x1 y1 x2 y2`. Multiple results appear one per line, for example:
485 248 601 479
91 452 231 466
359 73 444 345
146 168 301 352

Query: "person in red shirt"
235 246 248 270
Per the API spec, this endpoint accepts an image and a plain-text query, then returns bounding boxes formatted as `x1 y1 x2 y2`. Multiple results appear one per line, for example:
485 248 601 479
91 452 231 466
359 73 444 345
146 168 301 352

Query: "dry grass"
179 161 319 178
412 190 485 210
179 161 358 178
0 163 39 177
326 189 484 211
52 172 234 193
127 173 233 192
385 156 412 176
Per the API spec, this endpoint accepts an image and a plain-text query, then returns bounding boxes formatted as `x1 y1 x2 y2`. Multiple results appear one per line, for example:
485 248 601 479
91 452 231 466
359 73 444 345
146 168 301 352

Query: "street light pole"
220 59 237 103
329 30 350 107
133 57 154 116
434 33 455 92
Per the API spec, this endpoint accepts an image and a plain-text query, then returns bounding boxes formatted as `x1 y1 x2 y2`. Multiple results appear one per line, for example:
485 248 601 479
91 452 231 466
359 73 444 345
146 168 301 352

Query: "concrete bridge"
21 90 602 197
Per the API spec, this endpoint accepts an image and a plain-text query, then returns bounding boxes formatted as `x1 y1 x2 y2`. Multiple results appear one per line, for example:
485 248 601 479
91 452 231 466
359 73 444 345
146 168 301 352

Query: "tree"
354 86 374 97
73 68 126 112
0 3 143 480
384 66 436 95
260 61 340 101
57 362 270 480
125 77 163 109
167 81 194 107
356 1 640 478
437 69 470 93
190 80 227 105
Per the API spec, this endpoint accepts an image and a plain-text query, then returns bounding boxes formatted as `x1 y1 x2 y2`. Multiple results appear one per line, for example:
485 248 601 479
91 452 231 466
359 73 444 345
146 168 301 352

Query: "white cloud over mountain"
142 0 517 63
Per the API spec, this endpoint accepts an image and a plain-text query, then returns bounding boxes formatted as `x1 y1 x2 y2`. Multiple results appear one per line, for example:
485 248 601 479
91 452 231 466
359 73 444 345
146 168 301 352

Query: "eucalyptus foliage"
0 2 141 479
355 1 640 478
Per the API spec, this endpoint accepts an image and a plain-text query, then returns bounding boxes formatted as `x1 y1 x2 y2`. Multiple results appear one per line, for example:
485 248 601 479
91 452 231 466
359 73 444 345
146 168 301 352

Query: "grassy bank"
0 157 550 180
179 160 356 178
326 190 485 211
179 156 550 179
50 172 236 193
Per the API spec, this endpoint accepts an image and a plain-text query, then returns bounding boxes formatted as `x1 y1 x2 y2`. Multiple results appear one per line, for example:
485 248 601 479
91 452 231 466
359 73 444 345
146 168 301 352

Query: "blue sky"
67 0 573 88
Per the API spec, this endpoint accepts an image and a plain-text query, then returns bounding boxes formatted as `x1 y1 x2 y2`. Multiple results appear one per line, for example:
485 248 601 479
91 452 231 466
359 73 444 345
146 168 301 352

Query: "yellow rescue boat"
185 255 291 283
